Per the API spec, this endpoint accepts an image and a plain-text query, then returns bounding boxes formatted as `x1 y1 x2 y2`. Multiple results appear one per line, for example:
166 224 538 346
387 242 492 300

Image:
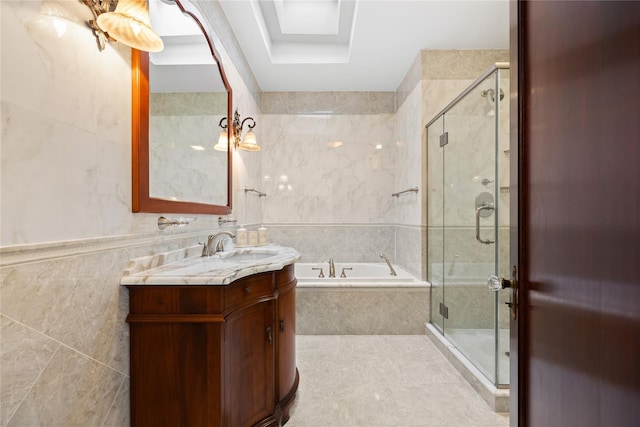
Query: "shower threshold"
425 322 510 413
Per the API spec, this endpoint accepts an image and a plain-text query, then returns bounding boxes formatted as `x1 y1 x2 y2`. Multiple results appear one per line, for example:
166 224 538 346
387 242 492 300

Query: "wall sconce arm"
232 109 260 151
83 0 117 51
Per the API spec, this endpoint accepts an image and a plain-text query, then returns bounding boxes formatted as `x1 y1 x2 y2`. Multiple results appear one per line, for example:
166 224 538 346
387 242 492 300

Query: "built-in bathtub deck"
295 263 430 335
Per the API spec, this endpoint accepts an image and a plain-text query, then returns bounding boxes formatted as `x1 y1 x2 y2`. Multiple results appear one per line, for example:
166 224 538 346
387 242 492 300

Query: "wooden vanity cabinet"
126 264 298 427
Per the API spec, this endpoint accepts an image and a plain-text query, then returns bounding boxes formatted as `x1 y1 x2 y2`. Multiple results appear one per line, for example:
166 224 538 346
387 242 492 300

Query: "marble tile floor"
286 335 509 427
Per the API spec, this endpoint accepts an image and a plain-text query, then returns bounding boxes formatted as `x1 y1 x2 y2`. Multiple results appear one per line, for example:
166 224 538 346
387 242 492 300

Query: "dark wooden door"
515 1 640 425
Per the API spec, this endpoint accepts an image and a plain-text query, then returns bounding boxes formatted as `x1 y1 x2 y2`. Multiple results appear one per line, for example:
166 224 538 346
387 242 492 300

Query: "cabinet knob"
266 326 273 344
244 287 251 293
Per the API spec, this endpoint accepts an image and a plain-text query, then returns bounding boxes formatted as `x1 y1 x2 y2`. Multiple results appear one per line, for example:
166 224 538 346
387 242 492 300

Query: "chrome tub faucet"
380 253 397 276
328 258 336 278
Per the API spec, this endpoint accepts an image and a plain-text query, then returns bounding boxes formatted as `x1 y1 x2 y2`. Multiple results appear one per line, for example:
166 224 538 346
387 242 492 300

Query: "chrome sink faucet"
202 231 236 256
328 258 336 278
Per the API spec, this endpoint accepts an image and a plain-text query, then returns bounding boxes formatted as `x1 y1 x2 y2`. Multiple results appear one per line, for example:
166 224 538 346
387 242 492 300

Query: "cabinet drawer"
225 274 274 311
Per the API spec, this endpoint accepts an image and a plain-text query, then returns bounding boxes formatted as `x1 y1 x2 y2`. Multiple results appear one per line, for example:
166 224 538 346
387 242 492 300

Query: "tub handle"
340 267 353 278
475 202 495 244
312 267 325 278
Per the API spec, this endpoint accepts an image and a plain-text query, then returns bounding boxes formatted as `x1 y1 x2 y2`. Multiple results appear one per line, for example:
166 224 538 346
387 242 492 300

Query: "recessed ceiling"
250 0 358 64
220 0 510 92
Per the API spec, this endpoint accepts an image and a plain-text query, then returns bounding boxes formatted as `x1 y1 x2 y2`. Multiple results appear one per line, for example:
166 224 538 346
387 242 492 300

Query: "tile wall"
258 92 399 265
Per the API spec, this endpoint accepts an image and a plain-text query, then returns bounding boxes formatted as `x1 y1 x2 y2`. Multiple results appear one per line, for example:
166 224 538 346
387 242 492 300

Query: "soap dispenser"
236 225 248 246
258 225 268 245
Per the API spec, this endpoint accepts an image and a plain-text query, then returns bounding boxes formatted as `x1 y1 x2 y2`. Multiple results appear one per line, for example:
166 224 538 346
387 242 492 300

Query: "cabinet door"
278 282 297 403
225 301 275 427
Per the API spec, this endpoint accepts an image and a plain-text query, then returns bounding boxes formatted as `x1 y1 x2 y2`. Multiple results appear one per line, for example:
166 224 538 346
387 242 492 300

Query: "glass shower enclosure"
426 63 510 387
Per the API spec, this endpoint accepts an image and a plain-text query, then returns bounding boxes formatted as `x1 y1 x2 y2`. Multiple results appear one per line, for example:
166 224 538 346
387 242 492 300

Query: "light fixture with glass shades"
214 117 229 152
232 109 260 152
83 0 164 52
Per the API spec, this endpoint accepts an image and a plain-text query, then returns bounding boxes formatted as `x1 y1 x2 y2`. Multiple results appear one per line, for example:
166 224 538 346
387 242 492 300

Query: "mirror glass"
133 0 232 214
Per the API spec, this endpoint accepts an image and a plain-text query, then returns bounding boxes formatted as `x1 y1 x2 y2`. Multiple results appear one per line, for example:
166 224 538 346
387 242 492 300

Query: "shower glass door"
442 78 498 383
427 65 510 387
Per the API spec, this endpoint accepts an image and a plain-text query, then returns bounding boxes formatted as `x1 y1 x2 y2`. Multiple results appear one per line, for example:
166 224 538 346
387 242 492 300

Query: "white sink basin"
223 252 275 262
213 248 281 263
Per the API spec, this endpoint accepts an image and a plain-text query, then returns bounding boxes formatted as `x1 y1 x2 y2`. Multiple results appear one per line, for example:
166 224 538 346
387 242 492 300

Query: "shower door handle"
475 203 495 244
488 266 518 320
488 275 510 291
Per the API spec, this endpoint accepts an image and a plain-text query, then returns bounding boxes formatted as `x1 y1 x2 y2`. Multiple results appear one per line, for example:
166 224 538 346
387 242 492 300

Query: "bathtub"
294 262 430 334
295 262 424 286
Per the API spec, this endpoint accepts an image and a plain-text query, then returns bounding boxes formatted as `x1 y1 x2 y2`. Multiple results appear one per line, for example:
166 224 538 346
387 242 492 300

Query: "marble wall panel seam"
4 345 126 426
2 351 60 426
99 375 127 427
3 344 61 427
1 314 130 377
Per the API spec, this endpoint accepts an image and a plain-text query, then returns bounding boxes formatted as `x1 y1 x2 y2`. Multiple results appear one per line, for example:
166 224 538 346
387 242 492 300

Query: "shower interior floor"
446 328 510 385
286 335 509 427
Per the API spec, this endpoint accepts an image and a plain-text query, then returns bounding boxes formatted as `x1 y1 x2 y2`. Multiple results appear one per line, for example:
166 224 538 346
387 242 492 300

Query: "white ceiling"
219 0 510 92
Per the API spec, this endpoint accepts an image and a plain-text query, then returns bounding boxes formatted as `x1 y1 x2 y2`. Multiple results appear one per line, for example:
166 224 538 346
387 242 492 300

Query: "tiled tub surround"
295 263 430 335
260 113 397 225
265 224 425 282
266 224 394 263
259 93 424 279
258 93 398 267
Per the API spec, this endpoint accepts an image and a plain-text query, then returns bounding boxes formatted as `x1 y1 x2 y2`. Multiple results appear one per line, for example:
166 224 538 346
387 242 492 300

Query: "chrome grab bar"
475 203 495 244
244 187 267 197
157 216 196 230
218 216 237 226
391 187 419 197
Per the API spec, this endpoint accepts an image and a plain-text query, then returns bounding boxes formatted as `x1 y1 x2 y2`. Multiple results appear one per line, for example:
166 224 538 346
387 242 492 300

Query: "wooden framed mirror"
132 0 232 214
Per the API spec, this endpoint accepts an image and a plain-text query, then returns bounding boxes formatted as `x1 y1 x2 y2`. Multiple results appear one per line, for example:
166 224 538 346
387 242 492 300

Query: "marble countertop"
121 244 301 286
